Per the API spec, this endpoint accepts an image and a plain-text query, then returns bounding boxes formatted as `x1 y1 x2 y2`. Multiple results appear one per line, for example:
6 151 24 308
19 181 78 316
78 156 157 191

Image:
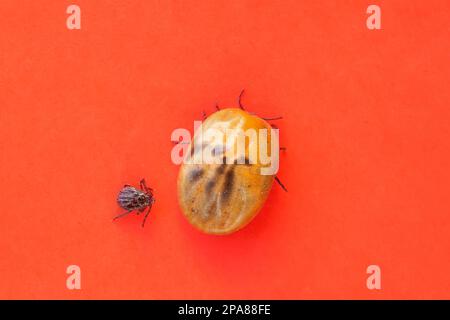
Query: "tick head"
137 194 149 205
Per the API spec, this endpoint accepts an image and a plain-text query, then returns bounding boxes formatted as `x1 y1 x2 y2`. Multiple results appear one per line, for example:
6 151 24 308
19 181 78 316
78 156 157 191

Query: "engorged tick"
114 179 155 227
177 90 287 235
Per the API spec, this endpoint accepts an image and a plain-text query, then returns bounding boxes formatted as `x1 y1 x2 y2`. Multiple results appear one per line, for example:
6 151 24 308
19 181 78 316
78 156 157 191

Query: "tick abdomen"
117 187 149 210
177 108 275 235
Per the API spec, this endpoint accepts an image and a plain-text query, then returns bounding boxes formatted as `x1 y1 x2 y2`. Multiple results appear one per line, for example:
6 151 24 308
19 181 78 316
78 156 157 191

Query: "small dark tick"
114 178 155 227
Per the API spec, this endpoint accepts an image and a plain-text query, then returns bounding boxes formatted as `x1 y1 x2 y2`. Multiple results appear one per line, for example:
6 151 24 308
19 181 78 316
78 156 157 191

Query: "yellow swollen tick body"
177 91 286 235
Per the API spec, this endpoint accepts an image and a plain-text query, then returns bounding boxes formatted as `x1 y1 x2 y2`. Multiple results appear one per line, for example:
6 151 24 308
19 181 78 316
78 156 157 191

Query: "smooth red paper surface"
0 0 449 299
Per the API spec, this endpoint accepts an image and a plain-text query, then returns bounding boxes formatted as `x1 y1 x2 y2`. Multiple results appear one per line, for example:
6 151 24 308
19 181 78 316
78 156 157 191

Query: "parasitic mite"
115 179 155 227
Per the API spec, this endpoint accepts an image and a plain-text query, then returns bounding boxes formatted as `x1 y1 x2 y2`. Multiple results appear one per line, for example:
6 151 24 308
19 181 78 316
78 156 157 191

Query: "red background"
0 0 449 299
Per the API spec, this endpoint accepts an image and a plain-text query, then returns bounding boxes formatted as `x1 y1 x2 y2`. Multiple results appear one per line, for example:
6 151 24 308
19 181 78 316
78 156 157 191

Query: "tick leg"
140 179 150 192
215 103 220 111
262 116 283 121
113 210 132 221
202 110 207 120
141 204 153 228
280 147 287 151
140 179 153 194
140 179 147 191
123 184 131 188
275 176 288 192
238 89 245 110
